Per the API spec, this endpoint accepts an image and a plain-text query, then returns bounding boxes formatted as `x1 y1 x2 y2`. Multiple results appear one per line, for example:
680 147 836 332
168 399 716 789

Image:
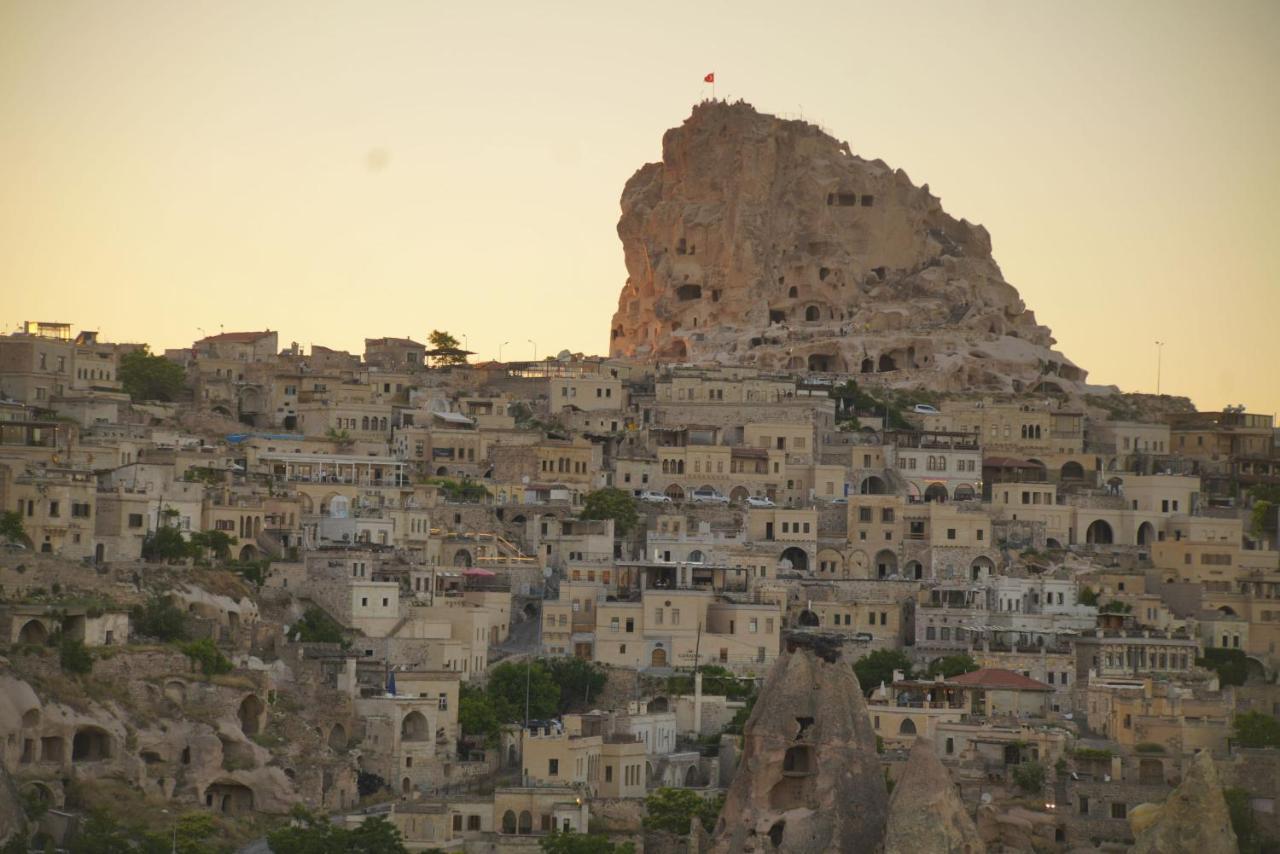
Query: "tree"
853 649 912 695
59 637 93 674
0 510 27 545
1198 648 1250 687
459 682 502 745
539 831 636 854
268 808 408 854
643 788 723 835
1078 586 1100 606
926 654 979 679
427 330 468 367
142 525 192 563
1233 711 1280 748
189 530 236 562
357 771 388 798
1224 787 1264 854
429 477 489 503
724 694 756 735
180 638 232 676
118 345 187 402
1250 500 1275 539
578 488 639 537
1012 760 1046 794
1099 601 1132 614
288 606 347 644
131 596 189 642
545 657 608 713
487 660 559 722
325 427 354 448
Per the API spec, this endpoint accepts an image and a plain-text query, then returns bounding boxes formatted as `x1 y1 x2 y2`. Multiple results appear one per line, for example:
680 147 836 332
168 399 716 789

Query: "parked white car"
690 487 730 505
745 495 776 508
912 403 940 414
639 491 672 504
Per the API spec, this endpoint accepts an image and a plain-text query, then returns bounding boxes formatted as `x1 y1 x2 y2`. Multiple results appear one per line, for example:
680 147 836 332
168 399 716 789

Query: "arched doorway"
453 549 473 568
971 556 995 580
953 484 976 501
898 718 917 735
729 486 750 503
238 695 264 736
924 483 949 503
798 609 820 627
685 765 702 787
401 711 429 741
905 560 924 580
1085 520 1114 545
238 544 257 561
327 723 347 752
507 744 519 767
687 550 705 564
1137 522 1155 546
664 484 685 501
780 547 808 572
518 811 533 834
17 619 48 645
875 550 898 578
860 476 887 495
1060 461 1085 481
72 727 112 762
650 647 668 668
502 810 517 834
402 777 412 795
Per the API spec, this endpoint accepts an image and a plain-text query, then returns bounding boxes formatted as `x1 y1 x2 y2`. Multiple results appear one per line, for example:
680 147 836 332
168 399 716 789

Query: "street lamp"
499 340 510 362
528 339 537 361
1155 340 1165 396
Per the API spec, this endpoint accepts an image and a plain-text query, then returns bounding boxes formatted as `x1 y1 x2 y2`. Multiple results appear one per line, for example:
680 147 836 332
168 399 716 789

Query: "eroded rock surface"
1130 751 1239 854
708 640 887 853
885 738 985 854
609 100 1085 394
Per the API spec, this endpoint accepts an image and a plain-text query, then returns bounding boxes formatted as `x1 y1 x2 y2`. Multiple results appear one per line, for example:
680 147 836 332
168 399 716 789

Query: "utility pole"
1155 340 1165 396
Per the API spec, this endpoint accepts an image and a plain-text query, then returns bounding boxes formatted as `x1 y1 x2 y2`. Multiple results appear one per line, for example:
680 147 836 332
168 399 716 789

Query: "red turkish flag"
704 72 715 83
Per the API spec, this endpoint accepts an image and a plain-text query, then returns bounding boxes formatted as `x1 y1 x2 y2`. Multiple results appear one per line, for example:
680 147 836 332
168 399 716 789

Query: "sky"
1 0 1277 416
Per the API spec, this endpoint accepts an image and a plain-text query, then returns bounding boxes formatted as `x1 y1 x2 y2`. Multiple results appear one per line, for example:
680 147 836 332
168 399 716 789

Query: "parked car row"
637 489 776 508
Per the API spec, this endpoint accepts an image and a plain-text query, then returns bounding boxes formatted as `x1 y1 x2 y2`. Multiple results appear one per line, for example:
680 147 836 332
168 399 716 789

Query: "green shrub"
59 637 93 674
180 638 232 676
1012 761 1046 793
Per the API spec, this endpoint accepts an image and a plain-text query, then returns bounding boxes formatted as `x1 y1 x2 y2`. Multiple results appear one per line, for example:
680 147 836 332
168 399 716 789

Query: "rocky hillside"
609 100 1087 394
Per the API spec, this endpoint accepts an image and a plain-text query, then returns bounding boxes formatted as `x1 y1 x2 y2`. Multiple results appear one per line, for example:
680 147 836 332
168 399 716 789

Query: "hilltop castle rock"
609 100 1086 393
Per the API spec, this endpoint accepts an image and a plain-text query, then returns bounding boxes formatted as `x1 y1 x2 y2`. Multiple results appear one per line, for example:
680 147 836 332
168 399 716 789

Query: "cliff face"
609 101 1085 393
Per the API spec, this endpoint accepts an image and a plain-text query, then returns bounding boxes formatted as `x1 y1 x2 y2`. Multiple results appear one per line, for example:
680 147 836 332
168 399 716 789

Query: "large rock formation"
1130 751 1239 854
708 638 887 853
609 100 1086 393
885 738 985 854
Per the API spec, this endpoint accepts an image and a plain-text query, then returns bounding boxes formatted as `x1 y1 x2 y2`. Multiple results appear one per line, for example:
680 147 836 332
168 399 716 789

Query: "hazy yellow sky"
2 0 1277 416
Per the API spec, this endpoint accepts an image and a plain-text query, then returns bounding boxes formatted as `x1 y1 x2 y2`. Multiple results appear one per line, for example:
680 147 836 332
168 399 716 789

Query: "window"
654 608 663 625
1079 796 1089 815
625 618 634 633
549 759 558 776
128 514 144 529
946 528 956 540
1110 803 1127 819
605 765 613 783
671 608 680 625
453 815 463 831
468 815 481 831
749 619 758 633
